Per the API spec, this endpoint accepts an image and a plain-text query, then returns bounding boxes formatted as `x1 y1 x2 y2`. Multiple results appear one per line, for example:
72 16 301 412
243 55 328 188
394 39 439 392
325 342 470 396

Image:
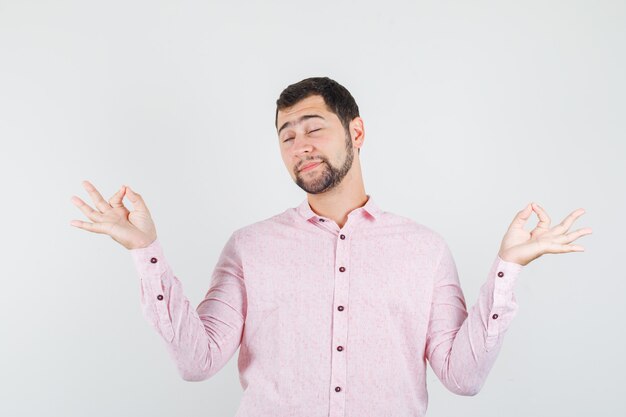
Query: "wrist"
498 250 525 266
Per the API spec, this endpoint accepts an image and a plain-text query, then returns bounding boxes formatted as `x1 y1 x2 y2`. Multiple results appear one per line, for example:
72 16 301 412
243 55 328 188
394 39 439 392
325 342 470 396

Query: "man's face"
276 95 357 194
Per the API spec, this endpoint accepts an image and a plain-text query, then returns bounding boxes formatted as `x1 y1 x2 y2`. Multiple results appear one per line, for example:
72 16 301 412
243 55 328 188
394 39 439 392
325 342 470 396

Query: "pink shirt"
130 195 524 417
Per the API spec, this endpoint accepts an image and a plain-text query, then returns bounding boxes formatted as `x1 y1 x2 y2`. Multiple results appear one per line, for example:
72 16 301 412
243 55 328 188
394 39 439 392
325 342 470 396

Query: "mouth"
299 161 322 172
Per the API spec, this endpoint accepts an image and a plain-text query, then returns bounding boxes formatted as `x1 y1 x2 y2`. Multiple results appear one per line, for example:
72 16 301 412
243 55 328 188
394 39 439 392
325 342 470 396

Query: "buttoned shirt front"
130 195 523 417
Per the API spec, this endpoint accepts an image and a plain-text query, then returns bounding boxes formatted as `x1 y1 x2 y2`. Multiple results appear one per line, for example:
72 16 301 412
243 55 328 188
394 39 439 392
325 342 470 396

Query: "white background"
1 0 624 416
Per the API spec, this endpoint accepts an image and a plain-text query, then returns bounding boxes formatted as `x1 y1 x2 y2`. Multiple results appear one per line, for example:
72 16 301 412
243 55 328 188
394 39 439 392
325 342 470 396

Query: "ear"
349 117 365 151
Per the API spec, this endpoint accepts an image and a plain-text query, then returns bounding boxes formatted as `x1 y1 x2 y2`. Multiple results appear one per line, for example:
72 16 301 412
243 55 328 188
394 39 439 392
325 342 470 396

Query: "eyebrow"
277 114 326 136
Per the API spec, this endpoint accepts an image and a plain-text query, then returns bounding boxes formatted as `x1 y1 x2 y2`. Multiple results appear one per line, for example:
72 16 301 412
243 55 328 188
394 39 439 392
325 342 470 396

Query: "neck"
306 164 367 228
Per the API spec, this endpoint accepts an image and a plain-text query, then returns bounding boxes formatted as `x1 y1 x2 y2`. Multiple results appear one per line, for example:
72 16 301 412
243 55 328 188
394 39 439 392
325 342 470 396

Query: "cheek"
280 148 292 160
334 145 347 161
279 153 292 170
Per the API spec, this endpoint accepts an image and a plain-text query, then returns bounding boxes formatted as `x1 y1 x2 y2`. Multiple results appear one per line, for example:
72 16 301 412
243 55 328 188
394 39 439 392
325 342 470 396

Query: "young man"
70 77 592 417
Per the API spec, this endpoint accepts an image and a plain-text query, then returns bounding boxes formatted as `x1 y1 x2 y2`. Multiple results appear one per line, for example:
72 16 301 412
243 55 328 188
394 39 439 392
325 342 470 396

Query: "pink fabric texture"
130 195 523 417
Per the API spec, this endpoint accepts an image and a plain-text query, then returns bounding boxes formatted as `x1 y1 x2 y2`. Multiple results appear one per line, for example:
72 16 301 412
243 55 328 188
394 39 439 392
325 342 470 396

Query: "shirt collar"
296 194 382 222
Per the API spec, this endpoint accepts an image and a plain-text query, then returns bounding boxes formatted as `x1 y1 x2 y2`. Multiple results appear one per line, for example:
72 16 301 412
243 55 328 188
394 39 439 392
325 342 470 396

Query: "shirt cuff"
494 255 524 294
129 238 175 342
130 238 168 276
485 255 524 349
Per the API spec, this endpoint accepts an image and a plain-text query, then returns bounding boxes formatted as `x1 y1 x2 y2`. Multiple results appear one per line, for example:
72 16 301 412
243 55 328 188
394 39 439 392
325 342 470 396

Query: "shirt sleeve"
424 238 524 396
129 231 246 381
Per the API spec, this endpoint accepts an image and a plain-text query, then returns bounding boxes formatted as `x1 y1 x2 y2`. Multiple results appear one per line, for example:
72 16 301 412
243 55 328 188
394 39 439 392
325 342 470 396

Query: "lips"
299 161 322 172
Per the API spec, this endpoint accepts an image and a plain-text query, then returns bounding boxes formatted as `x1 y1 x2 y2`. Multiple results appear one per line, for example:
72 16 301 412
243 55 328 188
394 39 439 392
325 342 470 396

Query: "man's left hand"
498 203 592 266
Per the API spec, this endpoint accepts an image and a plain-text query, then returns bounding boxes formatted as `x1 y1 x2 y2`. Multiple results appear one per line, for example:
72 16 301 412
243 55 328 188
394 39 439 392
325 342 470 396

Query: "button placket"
329 228 351 417
490 270 504 325
491 269 511 324
148 256 166 302
147 256 174 342
486 257 522 350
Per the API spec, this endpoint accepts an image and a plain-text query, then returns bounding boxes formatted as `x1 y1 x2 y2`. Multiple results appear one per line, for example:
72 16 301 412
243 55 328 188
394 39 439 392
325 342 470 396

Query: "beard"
294 131 354 194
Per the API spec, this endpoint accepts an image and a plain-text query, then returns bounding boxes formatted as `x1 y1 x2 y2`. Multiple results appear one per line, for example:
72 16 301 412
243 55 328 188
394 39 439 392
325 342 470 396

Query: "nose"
292 132 314 155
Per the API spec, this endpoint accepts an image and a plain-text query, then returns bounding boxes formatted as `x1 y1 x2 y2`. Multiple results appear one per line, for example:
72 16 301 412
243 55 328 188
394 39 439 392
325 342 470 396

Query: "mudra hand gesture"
498 202 592 266
70 180 157 250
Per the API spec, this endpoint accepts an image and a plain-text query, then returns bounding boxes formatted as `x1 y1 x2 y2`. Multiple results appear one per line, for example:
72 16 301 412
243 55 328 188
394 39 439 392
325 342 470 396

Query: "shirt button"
157 295 164 300
319 218 325 222
337 346 343 351
339 266 345 272
492 313 499 319
497 271 504 277
337 306 344 311
335 386 341 392
340 234 345 240
150 257 158 263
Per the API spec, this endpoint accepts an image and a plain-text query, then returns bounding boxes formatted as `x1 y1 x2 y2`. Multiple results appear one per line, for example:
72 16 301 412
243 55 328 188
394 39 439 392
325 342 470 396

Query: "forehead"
276 95 333 127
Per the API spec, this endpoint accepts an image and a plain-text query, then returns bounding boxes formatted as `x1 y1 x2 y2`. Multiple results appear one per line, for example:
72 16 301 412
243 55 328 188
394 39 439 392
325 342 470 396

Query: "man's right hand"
70 180 158 250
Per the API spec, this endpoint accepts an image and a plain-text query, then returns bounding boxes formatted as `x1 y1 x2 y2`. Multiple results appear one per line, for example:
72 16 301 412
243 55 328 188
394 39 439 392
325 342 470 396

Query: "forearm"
427 251 523 395
130 239 244 381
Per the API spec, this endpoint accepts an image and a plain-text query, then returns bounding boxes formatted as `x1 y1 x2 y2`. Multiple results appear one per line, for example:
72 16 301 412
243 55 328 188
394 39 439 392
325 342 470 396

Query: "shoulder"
229 208 294 242
378 209 447 247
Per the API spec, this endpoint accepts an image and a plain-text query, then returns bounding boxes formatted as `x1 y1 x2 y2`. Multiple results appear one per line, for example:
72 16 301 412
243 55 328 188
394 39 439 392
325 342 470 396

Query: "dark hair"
275 76 360 135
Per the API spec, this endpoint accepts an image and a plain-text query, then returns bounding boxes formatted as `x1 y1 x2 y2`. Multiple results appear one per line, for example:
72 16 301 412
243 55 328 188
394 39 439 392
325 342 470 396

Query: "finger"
108 185 127 208
70 195 103 222
124 186 150 214
69 219 109 234
546 242 585 253
507 202 534 231
558 227 593 244
530 202 551 231
82 180 112 213
553 208 586 235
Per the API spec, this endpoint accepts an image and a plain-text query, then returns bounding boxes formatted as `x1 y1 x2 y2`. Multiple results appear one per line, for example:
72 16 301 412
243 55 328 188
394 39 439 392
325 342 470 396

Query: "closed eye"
283 127 322 143
283 128 322 143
